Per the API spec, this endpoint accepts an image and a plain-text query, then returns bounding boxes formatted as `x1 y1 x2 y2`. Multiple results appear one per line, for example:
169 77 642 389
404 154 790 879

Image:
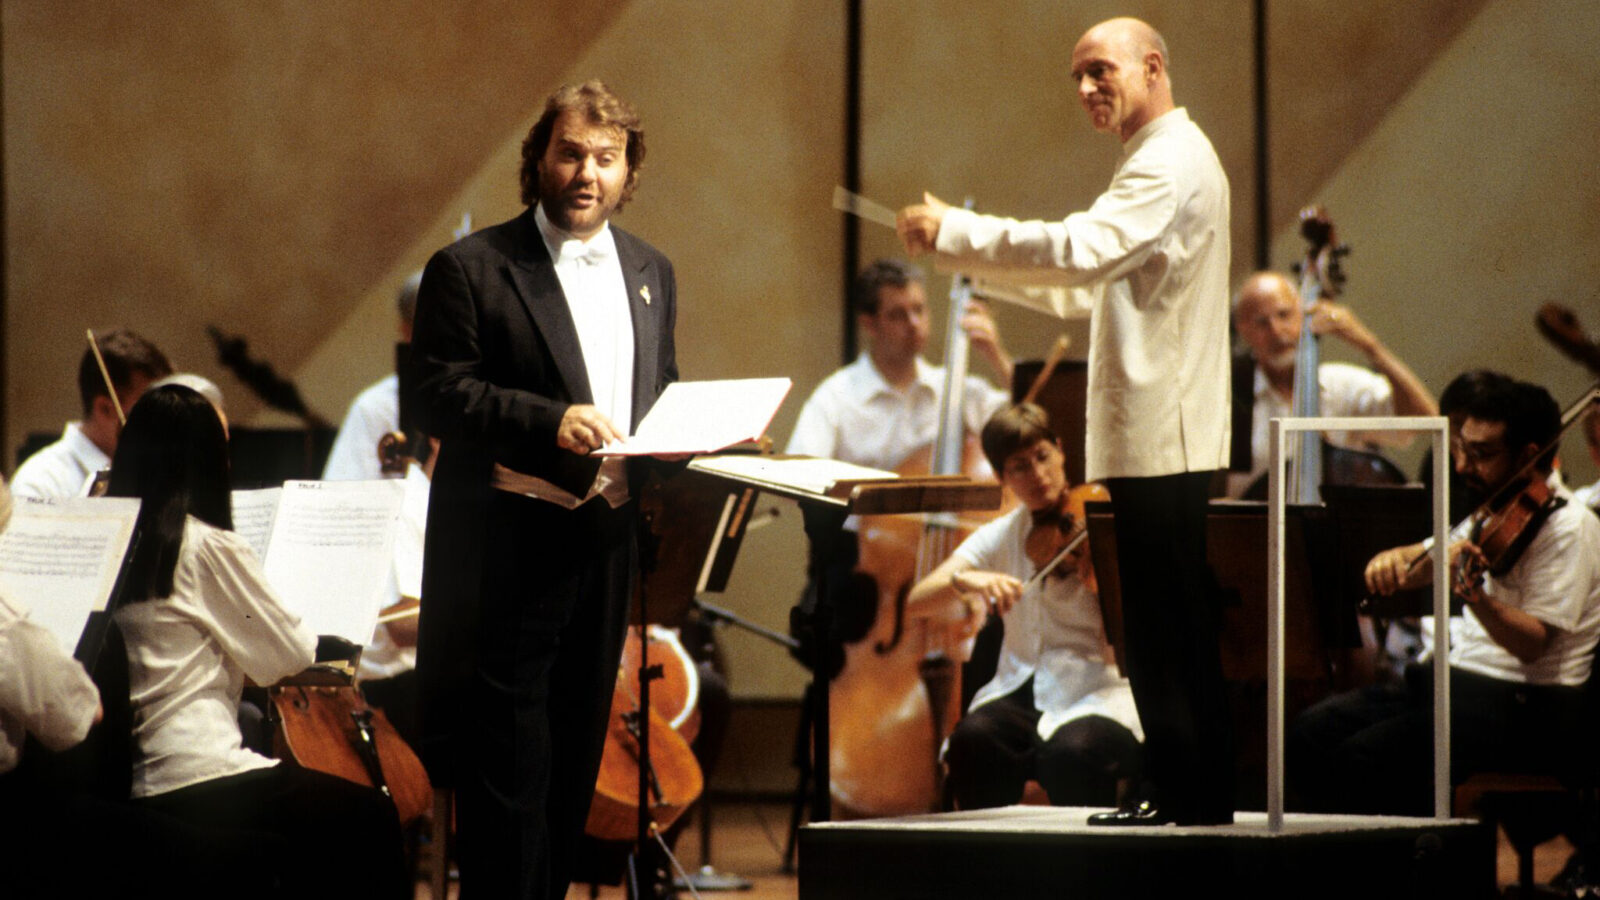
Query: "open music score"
233 479 406 648
596 377 792 457
0 496 139 656
688 454 1002 515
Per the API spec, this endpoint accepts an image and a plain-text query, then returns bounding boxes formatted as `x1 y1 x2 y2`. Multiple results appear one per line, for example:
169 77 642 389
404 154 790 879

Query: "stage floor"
799 806 1496 899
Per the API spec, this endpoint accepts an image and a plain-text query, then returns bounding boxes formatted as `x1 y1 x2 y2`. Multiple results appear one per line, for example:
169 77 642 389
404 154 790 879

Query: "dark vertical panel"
842 0 862 363
1 10 8 463
1253 0 1269 270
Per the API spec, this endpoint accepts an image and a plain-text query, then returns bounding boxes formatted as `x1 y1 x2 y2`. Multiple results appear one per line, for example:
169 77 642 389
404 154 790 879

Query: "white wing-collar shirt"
492 204 634 510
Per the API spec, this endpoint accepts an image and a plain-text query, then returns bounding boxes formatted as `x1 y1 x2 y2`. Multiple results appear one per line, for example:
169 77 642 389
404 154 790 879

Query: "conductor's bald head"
1070 17 1175 141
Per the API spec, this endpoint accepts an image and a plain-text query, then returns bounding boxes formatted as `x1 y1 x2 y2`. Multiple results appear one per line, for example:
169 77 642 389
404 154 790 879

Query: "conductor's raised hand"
897 192 951 257
558 404 623 455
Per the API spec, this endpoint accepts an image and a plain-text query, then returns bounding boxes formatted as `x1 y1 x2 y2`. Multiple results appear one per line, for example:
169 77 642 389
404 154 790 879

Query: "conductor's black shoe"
1086 800 1174 826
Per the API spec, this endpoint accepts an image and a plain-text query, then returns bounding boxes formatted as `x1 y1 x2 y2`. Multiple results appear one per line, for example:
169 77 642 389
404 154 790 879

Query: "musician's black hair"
1455 375 1561 472
107 385 233 602
77 329 173 416
980 402 1059 475
852 259 924 316
1438 369 1514 419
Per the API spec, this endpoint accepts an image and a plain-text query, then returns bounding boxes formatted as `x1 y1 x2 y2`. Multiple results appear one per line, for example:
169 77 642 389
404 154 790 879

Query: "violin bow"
1021 335 1072 407
1020 527 1088 595
86 329 127 426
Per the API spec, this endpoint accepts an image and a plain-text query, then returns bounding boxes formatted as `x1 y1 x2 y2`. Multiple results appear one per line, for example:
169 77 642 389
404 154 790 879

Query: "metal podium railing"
1266 415 1451 831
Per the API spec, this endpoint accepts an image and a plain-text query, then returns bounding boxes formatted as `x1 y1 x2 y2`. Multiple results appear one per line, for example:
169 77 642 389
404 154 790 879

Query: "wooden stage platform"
799 806 1495 899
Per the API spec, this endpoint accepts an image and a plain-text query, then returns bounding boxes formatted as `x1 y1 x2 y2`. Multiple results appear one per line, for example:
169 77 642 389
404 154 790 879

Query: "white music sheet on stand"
596 377 792 457
0 496 139 654
244 480 405 646
231 487 282 563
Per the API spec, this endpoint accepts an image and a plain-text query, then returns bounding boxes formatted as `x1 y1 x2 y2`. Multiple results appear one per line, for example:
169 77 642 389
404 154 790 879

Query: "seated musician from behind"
106 385 407 897
1291 376 1600 815
906 403 1142 810
1224 271 1437 498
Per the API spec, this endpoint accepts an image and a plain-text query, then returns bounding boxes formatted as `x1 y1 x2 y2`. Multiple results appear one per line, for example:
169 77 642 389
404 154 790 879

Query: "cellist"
905 403 1142 810
106 385 407 896
1290 376 1600 815
784 258 1013 675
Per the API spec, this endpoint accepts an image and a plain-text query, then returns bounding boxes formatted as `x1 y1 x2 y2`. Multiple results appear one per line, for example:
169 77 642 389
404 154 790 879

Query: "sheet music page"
230 487 283 563
596 378 792 457
690 455 898 497
259 479 404 646
0 497 139 654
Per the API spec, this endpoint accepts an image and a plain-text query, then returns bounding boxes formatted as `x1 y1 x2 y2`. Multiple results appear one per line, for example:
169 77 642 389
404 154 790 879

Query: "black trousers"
136 763 407 898
454 493 636 900
945 681 1142 810
1104 471 1233 823
1290 664 1586 815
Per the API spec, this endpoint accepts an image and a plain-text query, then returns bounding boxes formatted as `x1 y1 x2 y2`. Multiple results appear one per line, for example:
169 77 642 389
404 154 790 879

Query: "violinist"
1224 271 1437 498
905 403 1142 811
1290 376 1600 815
107 385 407 896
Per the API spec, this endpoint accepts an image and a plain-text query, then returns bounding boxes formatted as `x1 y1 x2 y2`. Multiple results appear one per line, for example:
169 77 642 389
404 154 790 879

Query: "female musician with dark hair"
108 385 405 897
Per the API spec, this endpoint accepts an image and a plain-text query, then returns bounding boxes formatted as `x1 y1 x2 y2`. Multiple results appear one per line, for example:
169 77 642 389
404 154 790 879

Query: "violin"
1024 482 1110 593
1451 474 1560 605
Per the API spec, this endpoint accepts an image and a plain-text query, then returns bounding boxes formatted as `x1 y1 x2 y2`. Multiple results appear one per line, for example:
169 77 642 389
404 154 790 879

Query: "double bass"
828 268 1001 817
1239 206 1404 501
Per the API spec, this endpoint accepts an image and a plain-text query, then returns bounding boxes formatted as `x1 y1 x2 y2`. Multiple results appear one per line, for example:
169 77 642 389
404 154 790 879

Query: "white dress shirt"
10 422 108 499
785 353 1008 472
322 374 399 482
934 108 1232 482
1224 361 1405 498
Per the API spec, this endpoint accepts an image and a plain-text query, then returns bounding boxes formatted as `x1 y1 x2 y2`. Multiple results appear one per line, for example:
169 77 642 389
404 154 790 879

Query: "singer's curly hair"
519 80 644 210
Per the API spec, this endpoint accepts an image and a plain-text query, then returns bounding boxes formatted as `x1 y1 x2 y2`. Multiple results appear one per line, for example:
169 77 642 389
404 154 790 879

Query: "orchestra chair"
1451 647 1600 895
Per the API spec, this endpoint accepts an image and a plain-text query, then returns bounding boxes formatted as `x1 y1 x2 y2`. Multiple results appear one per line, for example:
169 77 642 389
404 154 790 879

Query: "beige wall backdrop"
6 0 1597 699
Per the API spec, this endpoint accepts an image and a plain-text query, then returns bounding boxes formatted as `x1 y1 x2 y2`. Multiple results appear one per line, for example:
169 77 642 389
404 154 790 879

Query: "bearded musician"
905 403 1142 810
1291 375 1600 815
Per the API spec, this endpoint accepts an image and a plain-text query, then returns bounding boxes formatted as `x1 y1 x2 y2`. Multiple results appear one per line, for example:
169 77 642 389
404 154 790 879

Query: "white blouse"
115 516 316 797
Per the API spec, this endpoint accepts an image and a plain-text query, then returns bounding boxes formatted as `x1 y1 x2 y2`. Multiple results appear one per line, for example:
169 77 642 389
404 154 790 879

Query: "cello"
828 267 1002 816
584 625 704 842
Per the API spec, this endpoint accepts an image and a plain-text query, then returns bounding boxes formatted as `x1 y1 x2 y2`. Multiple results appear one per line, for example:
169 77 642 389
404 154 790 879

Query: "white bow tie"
558 238 612 267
